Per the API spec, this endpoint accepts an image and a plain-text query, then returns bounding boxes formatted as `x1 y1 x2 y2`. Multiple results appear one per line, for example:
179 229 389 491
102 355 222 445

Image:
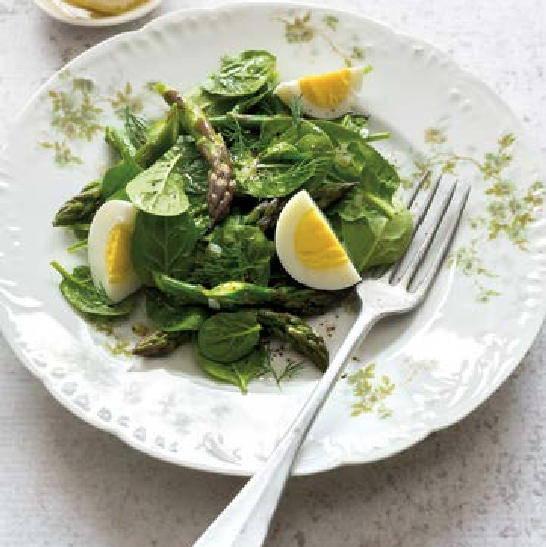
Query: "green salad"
51 50 412 393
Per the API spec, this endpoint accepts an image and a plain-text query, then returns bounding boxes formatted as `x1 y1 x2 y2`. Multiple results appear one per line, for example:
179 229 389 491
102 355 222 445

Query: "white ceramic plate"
1 2 545 476
34 0 163 27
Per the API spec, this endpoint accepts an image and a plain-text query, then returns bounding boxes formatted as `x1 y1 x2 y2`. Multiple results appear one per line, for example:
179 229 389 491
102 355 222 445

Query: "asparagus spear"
52 179 103 227
243 182 355 233
154 273 349 316
256 309 329 371
132 330 191 357
310 182 356 209
158 84 235 225
104 126 136 160
134 103 179 168
243 198 285 232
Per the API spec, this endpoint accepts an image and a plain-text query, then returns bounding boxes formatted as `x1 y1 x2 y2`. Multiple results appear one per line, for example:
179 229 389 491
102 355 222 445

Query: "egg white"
275 191 361 290
87 200 141 303
274 67 364 119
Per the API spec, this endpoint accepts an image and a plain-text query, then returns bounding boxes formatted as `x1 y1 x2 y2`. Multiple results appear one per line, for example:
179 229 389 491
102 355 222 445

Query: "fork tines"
388 173 471 293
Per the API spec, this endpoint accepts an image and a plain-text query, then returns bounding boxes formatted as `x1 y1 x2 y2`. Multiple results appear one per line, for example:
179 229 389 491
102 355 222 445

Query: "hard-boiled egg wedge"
88 200 141 303
275 191 361 290
274 67 367 119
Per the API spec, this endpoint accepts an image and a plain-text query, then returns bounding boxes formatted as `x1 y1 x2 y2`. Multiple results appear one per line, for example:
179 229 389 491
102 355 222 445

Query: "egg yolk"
105 223 133 284
298 68 352 109
294 208 349 270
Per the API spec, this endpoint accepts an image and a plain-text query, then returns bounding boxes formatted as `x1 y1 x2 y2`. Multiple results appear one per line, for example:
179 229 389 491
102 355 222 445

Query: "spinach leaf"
146 290 209 332
124 107 150 149
185 85 241 117
235 156 317 198
313 118 399 207
197 311 261 363
313 119 367 143
231 82 277 114
202 50 277 97
195 345 269 394
131 210 205 284
168 136 209 195
126 153 190 216
102 158 142 199
258 142 311 163
341 204 413 271
234 122 333 198
332 144 400 221
192 223 275 286
134 104 179 168
261 119 333 156
51 261 136 317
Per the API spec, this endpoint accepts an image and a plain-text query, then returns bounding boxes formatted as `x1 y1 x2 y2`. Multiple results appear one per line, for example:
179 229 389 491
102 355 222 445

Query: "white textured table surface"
1 1 546 546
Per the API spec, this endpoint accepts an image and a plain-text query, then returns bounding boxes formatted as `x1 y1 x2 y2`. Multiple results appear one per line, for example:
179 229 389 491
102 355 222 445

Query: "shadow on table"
15 342 539 547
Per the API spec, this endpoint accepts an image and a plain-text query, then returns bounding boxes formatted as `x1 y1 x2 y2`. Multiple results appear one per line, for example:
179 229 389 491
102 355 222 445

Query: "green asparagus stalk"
134 103 179 168
104 126 136 160
158 84 235 225
256 309 329 371
132 330 191 357
52 179 103 227
243 182 355 233
154 273 349 316
243 198 285 232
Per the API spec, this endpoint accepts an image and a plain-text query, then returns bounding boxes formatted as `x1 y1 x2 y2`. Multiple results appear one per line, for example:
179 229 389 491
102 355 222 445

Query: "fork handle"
191 305 380 547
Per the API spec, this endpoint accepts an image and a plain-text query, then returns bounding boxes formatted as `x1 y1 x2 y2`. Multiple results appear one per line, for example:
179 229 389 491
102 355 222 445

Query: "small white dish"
34 0 163 27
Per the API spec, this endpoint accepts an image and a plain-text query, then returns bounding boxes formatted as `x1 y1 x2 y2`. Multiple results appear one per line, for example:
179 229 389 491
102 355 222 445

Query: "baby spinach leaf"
202 50 277 97
134 104 179 168
341 204 413 271
146 290 209 332
185 85 241 117
364 206 413 268
262 119 334 158
194 345 269 394
197 311 261 363
313 119 367 143
131 210 205 285
258 142 311 163
235 157 317 198
124 107 150 149
314 118 399 203
231 81 277 114
102 158 143 199
192 223 275 286
333 145 400 221
51 261 136 317
126 153 190 216
168 136 209 195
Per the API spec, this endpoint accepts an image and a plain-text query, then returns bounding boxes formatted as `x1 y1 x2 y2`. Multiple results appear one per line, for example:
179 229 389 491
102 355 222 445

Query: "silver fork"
191 173 470 547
